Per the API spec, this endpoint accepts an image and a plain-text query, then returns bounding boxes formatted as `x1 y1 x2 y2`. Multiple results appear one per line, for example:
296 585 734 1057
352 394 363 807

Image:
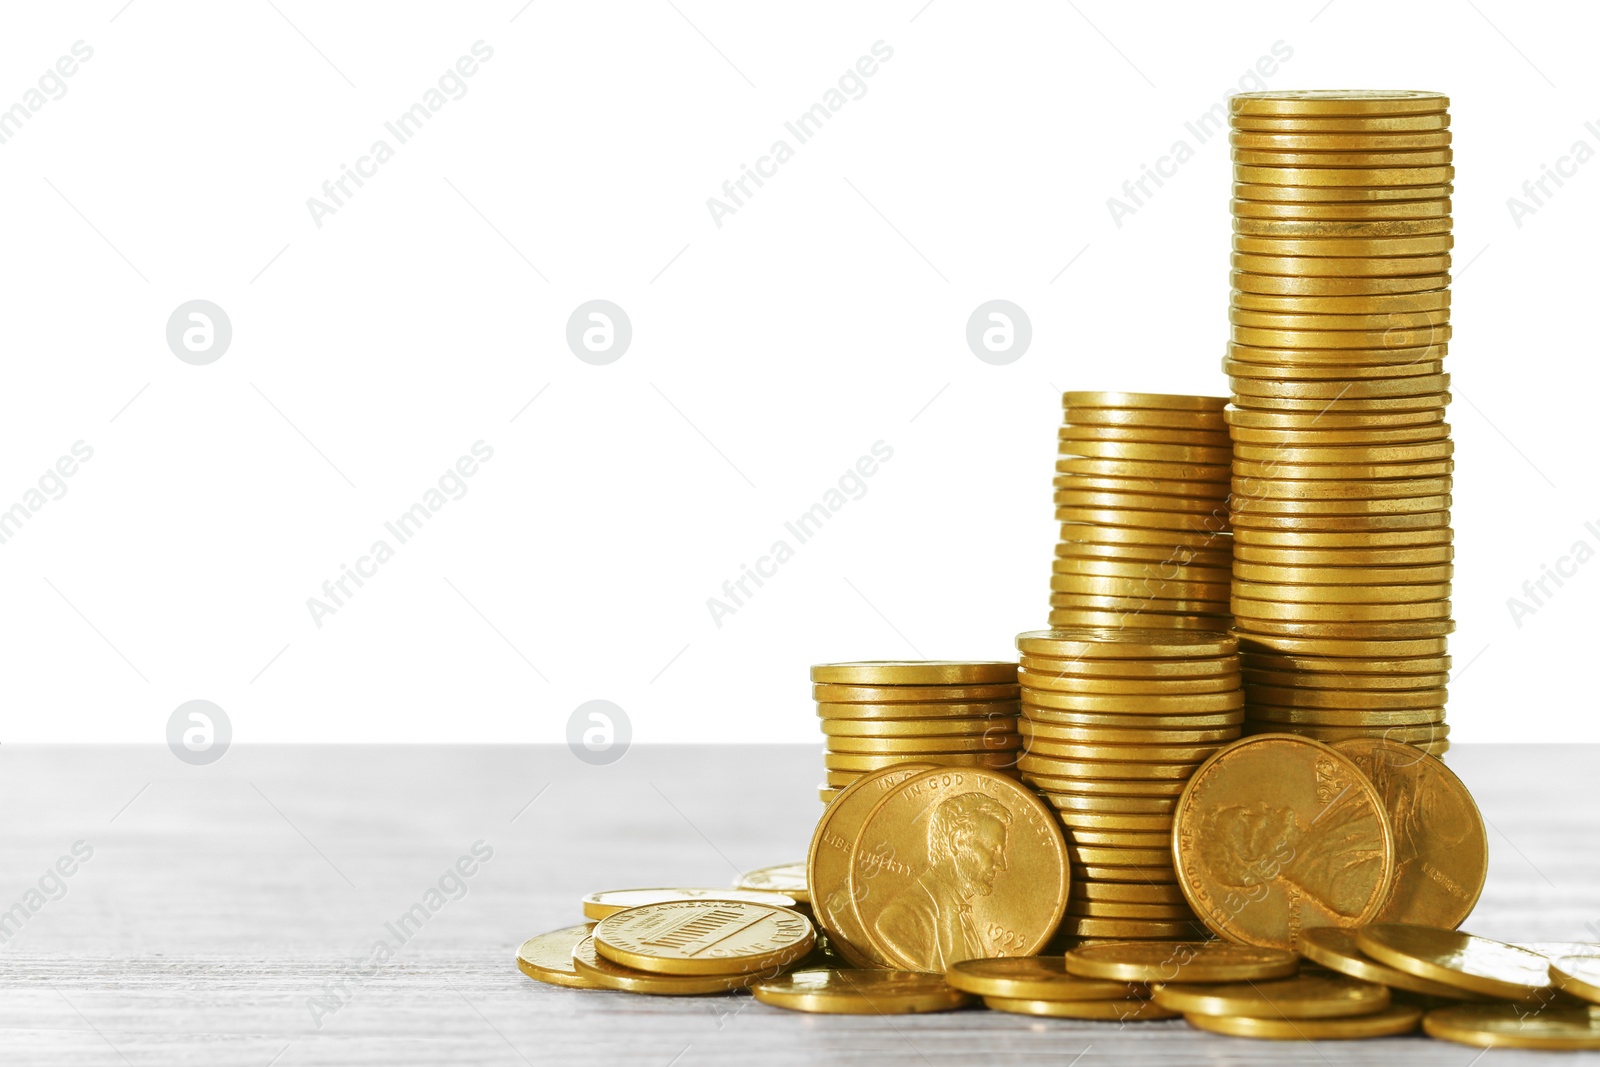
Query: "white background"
0 1 1593 743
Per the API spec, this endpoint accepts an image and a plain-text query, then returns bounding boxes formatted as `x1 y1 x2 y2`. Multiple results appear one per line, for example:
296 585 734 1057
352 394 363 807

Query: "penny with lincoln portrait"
1172 733 1395 950
848 767 1069 973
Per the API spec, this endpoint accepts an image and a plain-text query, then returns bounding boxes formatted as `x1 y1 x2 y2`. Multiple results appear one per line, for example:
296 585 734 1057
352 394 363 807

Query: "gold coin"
1052 558 1233 583
1174 734 1394 949
821 717 1012 738
1234 181 1453 204
1228 341 1447 367
1237 634 1449 657
516 923 600 988
810 661 1017 685
1026 774 1193 796
1058 439 1234 464
571 935 758 994
1224 355 1449 380
1548 955 1600 1006
1230 306 1450 331
1058 812 1175 834
1018 755 1199 780
824 751 1018 772
1234 436 1454 460
825 770 862 788
1047 792 1179 814
849 767 1069 971
1048 610 1232 631
1422 1002 1600 1050
809 764 939 966
1023 689 1243 713
1234 545 1452 566
1296 926 1482 998
1056 545 1233 571
1052 508 1226 534
1062 406 1228 430
1236 619 1454 641
1246 683 1446 708
1065 831 1172 849
1227 406 1445 430
1235 497 1451 518
1053 489 1226 514
1232 378 1452 403
593 899 815 976
1021 653 1238 679
1234 527 1451 547
1018 669 1236 695
1231 129 1452 150
1234 148 1453 168
1187 1003 1422 1039
819 786 840 803
1056 454 1231 480
1057 425 1232 446
1244 669 1449 691
816 700 1019 721
1235 478 1452 501
1061 391 1228 412
828 733 1021 755
751 968 972 1014
735 861 810 902
1231 90 1448 117
1154 974 1389 1018
1049 592 1232 615
1355 925 1552 1000
983 995 1177 1020
1073 881 1189 904
1233 233 1454 256
1222 563 1452 579
1235 598 1449 622
1334 738 1485 929
1232 287 1449 312
1230 512 1450 533
1079 864 1181 883
1232 112 1449 132
813 682 1021 704
1057 520 1231 550
1241 651 1452 674
1250 726 1448 748
1232 196 1451 220
1067 940 1298 982
1049 575 1232 602
1058 917 1204 939
1027 738 1224 764
1232 252 1452 278
946 956 1146 999
582 888 799 921
1231 270 1450 296
1246 707 1444 727
1025 722 1237 744
1017 628 1236 659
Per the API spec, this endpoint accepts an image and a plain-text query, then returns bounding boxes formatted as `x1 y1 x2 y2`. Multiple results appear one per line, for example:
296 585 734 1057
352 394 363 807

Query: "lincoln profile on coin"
874 792 1013 971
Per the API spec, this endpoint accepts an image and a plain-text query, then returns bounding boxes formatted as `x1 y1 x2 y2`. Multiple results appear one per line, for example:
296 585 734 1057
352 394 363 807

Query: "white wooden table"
1 744 1596 1065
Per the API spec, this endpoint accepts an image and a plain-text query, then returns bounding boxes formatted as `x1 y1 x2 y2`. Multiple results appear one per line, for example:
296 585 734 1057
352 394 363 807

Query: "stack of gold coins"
1225 90 1453 755
811 661 1020 805
1013 628 1241 944
1051 391 1234 632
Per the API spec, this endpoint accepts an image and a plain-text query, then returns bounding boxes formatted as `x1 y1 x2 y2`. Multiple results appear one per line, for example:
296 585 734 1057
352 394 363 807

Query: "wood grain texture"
0 743 1595 1065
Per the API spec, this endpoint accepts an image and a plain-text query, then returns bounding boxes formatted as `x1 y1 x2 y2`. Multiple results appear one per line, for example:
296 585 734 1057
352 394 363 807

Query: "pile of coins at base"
1014 627 1242 943
1051 392 1233 632
1226 89 1454 754
810 661 1021 805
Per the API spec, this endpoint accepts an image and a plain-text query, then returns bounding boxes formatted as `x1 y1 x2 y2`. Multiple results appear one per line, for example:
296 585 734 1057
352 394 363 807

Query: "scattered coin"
1186 1003 1423 1039
751 968 973 1014
515 924 599 989
1355 925 1552 1000
1153 973 1390 1018
582 888 799 920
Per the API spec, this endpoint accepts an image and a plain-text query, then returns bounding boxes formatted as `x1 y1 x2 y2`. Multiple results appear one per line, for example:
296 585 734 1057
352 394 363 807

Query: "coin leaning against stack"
811 661 1021 805
1013 627 1242 945
1225 90 1454 755
1050 391 1234 632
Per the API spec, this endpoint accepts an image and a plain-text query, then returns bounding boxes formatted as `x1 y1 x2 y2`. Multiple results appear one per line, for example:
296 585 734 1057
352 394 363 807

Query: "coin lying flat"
1153 974 1389 1018
810 661 1018 685
945 956 1145 999
735 862 809 901
516 924 599 988
814 682 1021 704
1231 90 1449 117
1187 1003 1422 1040
849 767 1069 972
1355 925 1551 1000
581 888 799 921
808 764 937 967
1065 940 1298 983
1423 1002 1600 1050
1295 926 1482 999
1173 734 1395 950
593 900 815 976
1331 738 1485 928
752 968 972 1014
1548 955 1600 1005
571 935 755 995
984 995 1177 1020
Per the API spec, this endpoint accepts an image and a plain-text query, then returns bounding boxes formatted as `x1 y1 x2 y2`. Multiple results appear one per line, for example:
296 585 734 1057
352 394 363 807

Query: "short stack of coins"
1013 628 1241 944
1225 90 1453 755
810 661 1021 805
1052 391 1234 632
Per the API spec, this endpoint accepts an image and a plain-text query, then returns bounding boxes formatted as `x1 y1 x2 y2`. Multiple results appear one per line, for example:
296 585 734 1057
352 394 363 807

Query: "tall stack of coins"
811 661 1020 805
1051 392 1233 631
1013 628 1241 944
1225 91 1453 754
